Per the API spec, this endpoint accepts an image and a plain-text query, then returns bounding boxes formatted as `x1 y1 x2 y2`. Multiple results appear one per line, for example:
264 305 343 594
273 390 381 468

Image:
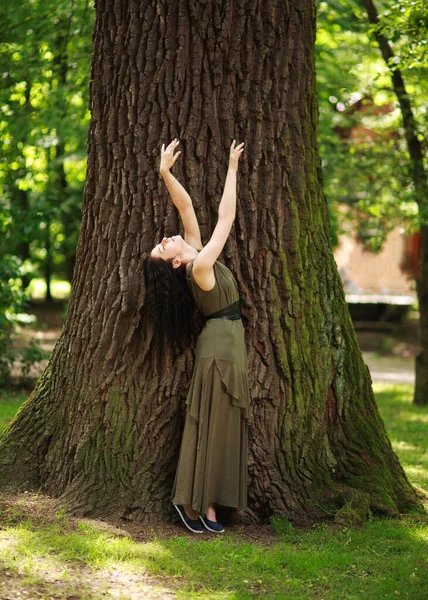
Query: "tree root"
327 483 396 530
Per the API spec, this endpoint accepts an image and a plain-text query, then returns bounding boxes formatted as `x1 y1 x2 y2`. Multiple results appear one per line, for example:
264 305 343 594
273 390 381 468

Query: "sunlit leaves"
316 0 427 251
377 0 428 69
0 0 94 285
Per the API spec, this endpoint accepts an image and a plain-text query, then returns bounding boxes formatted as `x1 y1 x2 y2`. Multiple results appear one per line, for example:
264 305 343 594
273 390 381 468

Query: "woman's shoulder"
186 259 223 277
186 259 226 292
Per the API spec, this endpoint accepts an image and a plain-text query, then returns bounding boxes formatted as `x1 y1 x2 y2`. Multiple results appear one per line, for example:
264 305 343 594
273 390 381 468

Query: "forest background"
0 0 427 382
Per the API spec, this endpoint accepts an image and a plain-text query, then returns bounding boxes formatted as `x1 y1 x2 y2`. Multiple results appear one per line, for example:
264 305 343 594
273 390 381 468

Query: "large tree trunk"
0 0 422 526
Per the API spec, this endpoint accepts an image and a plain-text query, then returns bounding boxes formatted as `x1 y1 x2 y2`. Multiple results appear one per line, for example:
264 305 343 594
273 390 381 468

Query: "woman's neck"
182 247 199 265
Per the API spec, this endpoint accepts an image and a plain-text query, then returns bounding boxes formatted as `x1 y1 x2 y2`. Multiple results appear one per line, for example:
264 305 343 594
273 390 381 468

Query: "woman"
143 138 250 534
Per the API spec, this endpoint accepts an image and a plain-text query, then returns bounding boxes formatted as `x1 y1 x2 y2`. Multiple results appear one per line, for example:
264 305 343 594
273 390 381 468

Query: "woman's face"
150 235 184 261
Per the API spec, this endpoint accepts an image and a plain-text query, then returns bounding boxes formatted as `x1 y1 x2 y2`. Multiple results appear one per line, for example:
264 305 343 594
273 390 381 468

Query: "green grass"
374 383 428 491
0 516 427 599
0 382 427 599
0 390 28 434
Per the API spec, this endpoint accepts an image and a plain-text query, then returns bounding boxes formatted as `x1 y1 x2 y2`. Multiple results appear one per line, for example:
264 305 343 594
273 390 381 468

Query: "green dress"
171 260 251 515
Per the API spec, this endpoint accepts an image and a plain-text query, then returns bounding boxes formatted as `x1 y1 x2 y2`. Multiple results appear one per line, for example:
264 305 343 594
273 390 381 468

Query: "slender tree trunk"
53 33 78 284
9 81 32 291
359 0 428 406
44 216 53 303
0 0 422 526
17 188 31 291
55 141 77 283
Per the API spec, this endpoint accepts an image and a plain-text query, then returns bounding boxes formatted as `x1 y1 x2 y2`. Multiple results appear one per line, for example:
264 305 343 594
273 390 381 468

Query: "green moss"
345 475 400 514
278 247 293 293
288 336 300 372
334 505 367 528
270 276 291 378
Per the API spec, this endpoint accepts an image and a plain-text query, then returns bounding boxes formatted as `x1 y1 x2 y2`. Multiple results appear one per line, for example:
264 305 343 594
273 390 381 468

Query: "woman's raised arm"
192 140 244 289
160 139 202 250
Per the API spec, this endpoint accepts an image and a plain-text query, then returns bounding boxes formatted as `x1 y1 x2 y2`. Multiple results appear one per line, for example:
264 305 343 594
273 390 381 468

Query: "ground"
0 490 279 600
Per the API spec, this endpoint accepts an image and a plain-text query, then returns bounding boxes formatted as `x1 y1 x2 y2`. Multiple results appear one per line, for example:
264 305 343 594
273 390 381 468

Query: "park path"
362 351 415 385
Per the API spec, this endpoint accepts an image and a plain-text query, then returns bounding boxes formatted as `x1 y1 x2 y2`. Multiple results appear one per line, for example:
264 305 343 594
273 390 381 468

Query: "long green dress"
171 260 251 516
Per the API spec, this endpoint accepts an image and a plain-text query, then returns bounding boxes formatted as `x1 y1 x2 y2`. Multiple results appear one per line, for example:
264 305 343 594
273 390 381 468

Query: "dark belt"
206 299 242 321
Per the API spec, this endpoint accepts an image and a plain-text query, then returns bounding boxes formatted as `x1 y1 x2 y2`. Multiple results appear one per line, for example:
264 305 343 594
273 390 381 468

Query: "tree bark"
359 0 428 406
0 0 422 526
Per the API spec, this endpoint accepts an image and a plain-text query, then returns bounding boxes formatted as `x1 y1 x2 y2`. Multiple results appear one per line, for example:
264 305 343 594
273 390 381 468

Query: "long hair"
143 255 203 366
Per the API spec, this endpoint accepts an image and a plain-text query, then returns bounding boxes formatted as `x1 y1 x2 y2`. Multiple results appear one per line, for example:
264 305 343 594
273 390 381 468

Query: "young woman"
143 138 250 534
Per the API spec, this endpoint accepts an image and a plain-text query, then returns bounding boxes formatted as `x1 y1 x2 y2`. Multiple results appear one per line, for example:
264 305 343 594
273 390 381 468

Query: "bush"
19 340 50 382
0 255 29 387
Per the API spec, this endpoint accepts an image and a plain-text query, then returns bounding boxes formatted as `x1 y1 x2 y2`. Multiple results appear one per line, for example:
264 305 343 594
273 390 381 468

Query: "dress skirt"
171 321 250 516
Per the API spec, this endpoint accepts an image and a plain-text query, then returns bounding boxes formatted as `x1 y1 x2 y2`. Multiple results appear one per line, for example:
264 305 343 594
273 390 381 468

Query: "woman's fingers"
228 140 244 172
164 139 180 153
160 140 181 172
161 140 180 159
230 140 244 160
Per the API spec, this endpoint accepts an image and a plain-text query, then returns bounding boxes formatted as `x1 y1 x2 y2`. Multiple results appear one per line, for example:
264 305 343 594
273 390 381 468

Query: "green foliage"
0 0 94 290
0 254 28 387
19 340 50 382
377 0 428 70
0 0 93 385
316 0 427 252
0 503 426 599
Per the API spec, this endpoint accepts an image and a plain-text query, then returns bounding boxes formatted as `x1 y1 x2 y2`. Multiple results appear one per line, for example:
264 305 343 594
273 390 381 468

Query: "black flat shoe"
199 514 225 533
174 504 204 534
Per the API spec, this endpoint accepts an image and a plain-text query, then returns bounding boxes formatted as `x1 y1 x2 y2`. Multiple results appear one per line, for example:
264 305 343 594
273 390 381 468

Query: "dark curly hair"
143 255 203 366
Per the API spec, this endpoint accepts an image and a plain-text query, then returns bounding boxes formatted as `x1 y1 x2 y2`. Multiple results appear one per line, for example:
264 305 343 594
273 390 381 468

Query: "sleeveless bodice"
185 260 240 316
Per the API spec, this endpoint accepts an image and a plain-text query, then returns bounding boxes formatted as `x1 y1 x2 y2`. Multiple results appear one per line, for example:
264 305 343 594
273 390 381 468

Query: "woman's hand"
160 139 181 174
228 139 244 172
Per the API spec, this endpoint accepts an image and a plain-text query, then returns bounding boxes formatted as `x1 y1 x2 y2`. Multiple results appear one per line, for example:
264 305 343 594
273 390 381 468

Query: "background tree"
0 0 423 525
357 0 428 403
316 0 428 405
316 0 427 249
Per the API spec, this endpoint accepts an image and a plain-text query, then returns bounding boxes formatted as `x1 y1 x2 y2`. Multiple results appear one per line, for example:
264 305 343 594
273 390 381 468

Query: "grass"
0 382 427 599
0 390 28 434
373 383 428 491
0 516 427 599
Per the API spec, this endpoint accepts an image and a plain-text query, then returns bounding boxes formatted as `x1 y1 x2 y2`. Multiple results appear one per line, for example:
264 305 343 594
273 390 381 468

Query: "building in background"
334 228 418 322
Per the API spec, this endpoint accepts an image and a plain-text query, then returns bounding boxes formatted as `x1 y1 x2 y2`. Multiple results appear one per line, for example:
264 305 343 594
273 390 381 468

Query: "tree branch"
359 0 427 205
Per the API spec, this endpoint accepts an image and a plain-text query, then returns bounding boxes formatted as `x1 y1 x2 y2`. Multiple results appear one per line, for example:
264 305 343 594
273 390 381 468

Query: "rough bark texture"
359 0 428 407
0 0 422 525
